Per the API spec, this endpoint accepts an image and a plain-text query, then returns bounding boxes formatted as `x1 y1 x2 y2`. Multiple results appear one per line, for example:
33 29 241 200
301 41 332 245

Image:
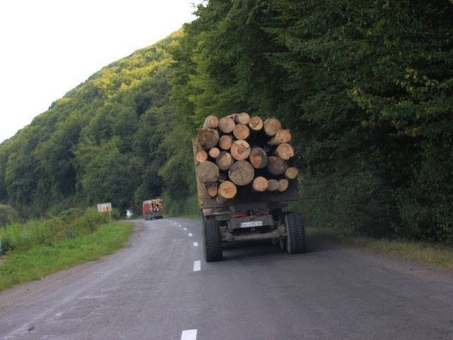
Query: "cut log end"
218 116 236 134
203 115 219 129
263 117 282 137
228 160 255 186
197 128 219 149
218 180 237 200
230 139 251 161
195 150 208 163
274 143 294 160
252 176 268 192
196 161 219 183
249 147 268 169
285 167 299 180
219 135 233 150
248 116 263 131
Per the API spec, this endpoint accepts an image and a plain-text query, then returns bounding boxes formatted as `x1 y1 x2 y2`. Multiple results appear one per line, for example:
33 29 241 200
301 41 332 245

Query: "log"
197 128 219 149
219 135 233 150
274 142 294 160
285 167 299 180
206 182 218 197
218 180 237 200
218 116 235 134
248 116 263 131
208 147 220 159
216 151 234 171
196 160 219 183
267 129 292 146
263 117 282 137
195 150 208 163
267 179 280 191
228 160 255 186
267 156 287 175
233 112 250 125
203 115 219 129
233 123 250 140
249 147 268 169
278 179 289 192
252 176 268 192
230 139 251 161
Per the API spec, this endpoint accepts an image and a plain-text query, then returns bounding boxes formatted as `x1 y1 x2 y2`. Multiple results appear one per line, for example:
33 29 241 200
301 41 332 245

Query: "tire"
284 212 306 254
203 218 223 262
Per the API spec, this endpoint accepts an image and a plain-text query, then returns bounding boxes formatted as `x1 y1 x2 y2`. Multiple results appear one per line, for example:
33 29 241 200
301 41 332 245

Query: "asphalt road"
0 218 452 340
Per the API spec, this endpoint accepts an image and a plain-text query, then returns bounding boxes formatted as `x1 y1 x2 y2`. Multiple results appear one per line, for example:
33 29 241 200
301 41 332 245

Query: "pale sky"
0 0 200 143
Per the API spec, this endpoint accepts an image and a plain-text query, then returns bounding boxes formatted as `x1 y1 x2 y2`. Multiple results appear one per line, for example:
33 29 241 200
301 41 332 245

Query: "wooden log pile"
194 113 298 202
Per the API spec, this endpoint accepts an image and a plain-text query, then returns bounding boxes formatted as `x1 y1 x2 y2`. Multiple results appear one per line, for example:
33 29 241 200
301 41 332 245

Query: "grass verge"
307 227 453 272
0 221 134 292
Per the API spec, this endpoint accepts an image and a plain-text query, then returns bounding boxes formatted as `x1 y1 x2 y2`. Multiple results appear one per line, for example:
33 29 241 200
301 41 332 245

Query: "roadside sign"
97 202 112 220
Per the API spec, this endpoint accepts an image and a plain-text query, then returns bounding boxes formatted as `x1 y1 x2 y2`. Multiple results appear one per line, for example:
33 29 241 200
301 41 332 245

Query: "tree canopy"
1 1 452 243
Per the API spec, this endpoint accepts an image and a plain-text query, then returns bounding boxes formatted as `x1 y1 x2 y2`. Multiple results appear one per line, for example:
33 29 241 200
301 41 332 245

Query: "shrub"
0 205 19 227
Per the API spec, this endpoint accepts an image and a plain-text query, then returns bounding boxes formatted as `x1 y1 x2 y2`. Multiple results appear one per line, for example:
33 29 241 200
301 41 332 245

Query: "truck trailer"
193 113 306 261
142 198 164 220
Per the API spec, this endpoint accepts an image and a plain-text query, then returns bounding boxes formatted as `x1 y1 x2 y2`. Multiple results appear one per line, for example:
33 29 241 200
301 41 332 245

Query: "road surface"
0 218 452 339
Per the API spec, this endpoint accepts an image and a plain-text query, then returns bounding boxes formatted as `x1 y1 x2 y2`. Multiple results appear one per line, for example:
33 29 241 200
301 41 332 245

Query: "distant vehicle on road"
142 199 163 220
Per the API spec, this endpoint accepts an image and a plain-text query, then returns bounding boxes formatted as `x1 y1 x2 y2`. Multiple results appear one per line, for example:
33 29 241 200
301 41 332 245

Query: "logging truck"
142 198 164 220
194 113 306 262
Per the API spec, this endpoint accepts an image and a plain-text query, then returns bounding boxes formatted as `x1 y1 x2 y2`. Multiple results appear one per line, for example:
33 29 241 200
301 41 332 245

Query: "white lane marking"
193 242 199 247
183 228 187 231
181 329 197 340
188 233 193 237
178 224 182 227
193 260 201 272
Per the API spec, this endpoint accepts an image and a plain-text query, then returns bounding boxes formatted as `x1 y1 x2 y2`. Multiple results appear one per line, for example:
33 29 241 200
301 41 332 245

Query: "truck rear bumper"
221 227 284 242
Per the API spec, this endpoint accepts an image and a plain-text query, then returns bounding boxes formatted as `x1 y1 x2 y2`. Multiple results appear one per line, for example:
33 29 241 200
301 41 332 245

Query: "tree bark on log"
203 115 219 129
218 116 235 134
196 160 219 183
249 147 268 169
248 116 263 131
274 142 294 160
218 135 233 150
218 180 237 200
216 151 234 171
285 167 299 180
230 139 251 161
252 176 268 192
267 156 287 175
197 128 219 149
263 118 282 137
267 129 292 145
228 160 255 186
233 123 250 140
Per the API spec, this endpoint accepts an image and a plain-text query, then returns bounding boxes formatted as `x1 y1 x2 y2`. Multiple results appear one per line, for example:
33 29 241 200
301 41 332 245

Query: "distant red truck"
142 198 164 220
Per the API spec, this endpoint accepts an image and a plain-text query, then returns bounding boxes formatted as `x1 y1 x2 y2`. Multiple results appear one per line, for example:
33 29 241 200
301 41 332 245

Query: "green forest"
0 0 452 243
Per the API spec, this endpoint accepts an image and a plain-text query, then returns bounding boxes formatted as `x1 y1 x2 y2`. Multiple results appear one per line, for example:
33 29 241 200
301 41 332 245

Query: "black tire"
284 212 306 254
203 218 223 262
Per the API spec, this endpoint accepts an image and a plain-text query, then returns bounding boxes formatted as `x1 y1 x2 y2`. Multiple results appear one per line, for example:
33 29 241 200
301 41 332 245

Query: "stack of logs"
194 112 298 203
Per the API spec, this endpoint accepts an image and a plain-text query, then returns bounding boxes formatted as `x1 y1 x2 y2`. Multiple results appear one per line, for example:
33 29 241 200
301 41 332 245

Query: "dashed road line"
193 242 199 247
181 329 197 340
188 233 193 237
193 260 201 272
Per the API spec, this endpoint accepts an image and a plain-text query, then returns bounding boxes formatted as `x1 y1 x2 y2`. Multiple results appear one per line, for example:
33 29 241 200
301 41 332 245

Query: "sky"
0 0 200 143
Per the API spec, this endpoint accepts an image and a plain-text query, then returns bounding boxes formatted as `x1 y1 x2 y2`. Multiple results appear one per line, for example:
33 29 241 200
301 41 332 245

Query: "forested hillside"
1 0 453 243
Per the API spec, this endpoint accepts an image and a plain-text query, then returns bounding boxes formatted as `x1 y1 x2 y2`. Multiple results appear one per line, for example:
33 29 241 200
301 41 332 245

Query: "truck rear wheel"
203 219 223 262
285 212 306 254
